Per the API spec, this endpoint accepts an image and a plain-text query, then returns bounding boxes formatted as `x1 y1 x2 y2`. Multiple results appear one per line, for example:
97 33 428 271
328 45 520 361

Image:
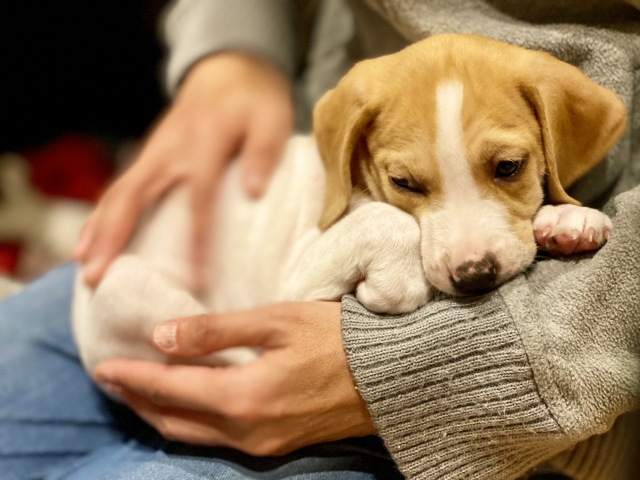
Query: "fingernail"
154 321 177 350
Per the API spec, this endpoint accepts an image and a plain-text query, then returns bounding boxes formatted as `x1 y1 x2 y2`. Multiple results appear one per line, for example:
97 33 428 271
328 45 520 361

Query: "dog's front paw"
356 278 431 315
533 204 612 255
356 273 432 315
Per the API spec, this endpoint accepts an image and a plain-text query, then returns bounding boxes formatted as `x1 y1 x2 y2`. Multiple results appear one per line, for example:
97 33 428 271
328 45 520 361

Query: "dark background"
0 0 169 152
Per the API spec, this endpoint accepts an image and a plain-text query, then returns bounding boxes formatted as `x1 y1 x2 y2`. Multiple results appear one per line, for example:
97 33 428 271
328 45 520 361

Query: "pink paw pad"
533 204 612 255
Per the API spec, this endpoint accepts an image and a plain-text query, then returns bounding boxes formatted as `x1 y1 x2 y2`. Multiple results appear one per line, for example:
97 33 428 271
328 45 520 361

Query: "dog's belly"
206 137 326 310
73 135 326 373
124 135 326 310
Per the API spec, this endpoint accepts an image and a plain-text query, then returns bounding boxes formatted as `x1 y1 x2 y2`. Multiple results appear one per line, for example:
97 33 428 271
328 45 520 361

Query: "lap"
0 265 401 480
0 264 131 479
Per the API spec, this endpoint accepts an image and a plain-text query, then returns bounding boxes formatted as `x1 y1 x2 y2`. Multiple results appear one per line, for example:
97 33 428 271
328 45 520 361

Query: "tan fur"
521 52 627 204
313 34 627 230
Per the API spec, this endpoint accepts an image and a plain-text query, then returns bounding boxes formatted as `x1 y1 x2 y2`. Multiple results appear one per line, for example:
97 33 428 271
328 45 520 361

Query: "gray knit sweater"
162 1 640 478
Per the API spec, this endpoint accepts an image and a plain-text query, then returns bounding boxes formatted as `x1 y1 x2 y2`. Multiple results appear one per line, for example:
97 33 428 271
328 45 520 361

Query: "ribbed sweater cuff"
341 293 565 479
162 0 295 95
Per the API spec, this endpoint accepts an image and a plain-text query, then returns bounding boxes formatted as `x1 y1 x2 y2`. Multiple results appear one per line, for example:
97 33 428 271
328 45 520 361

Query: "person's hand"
73 53 294 288
93 302 376 456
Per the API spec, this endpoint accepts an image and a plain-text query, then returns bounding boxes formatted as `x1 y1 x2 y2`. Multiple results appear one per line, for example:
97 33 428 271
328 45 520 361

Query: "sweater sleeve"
341 186 640 479
162 0 295 95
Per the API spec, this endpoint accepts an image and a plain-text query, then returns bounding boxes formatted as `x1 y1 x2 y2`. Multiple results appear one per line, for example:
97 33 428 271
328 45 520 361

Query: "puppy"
73 34 626 374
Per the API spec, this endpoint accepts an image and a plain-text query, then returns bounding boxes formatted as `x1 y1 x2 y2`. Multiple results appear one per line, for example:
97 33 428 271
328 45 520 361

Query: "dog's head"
314 34 627 296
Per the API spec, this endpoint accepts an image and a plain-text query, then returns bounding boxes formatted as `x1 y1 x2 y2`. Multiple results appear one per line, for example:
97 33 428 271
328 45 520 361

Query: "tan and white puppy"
315 34 625 295
73 34 626 374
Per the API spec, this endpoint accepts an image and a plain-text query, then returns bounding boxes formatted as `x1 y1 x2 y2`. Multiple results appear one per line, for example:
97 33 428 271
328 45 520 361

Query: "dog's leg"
533 204 612 255
73 255 257 376
281 203 431 314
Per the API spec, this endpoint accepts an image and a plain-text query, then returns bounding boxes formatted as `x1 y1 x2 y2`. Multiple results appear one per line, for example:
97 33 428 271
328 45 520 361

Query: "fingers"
189 177 213 290
94 358 279 431
187 131 239 291
152 304 297 356
119 389 233 446
107 382 287 455
239 101 293 198
115 388 248 448
73 165 179 286
95 359 244 413
74 184 146 286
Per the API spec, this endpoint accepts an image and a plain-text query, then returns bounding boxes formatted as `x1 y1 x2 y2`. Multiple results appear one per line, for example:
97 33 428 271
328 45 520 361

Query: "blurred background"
0 0 170 293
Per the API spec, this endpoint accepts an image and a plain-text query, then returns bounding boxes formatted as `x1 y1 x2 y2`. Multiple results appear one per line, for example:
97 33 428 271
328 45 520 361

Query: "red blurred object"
0 133 115 276
22 132 114 202
0 243 20 275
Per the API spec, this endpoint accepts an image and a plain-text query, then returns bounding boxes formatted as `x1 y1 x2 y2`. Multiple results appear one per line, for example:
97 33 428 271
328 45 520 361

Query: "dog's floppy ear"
313 62 378 229
522 52 627 205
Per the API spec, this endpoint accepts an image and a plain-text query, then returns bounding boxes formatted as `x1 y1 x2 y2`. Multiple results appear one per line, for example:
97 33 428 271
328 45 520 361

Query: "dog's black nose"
451 253 499 295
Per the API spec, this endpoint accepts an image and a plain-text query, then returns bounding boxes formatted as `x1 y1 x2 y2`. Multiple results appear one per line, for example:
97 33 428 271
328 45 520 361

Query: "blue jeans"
0 265 402 480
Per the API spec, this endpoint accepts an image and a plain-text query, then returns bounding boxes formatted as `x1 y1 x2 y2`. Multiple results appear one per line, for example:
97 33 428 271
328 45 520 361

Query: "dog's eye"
390 176 422 194
494 160 522 179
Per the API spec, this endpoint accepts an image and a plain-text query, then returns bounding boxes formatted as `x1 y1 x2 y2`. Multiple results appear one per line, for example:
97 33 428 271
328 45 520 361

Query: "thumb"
152 305 293 356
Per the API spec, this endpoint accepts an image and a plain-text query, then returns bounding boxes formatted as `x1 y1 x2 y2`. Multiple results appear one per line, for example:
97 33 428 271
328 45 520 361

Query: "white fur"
533 204 612 247
73 136 429 374
419 81 534 294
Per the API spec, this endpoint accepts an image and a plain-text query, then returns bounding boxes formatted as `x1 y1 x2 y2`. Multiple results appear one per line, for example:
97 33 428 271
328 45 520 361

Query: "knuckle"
148 388 169 405
223 382 275 424
227 397 263 424
144 377 172 405
271 302 303 323
244 437 286 457
254 306 298 340
181 314 217 351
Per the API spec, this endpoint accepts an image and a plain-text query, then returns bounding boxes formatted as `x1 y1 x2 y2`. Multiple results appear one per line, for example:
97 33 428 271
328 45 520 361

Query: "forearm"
162 0 295 95
342 186 640 479
342 293 564 479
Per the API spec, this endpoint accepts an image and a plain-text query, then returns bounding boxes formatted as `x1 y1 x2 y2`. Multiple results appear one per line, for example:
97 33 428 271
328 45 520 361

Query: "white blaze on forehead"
421 80 534 290
435 81 480 206
432 80 511 253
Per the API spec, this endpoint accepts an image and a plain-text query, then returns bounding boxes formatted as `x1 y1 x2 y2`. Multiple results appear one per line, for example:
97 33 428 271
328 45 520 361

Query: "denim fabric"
0 265 403 480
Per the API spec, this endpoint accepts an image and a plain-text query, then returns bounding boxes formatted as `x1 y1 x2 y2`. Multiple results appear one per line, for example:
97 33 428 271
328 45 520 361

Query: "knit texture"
342 294 566 479
343 187 640 480
163 0 295 94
